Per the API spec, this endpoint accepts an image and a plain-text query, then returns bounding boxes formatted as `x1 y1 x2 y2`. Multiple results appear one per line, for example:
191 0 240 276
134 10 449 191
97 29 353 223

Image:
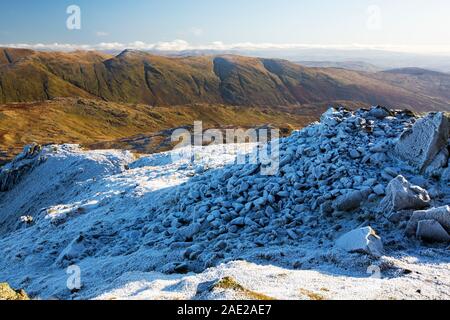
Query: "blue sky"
1 0 449 53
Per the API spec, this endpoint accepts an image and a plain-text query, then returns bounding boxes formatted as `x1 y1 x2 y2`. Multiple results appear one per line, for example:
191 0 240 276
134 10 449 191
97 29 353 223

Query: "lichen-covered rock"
0 283 29 300
416 220 450 243
406 206 450 236
335 227 384 257
380 175 430 215
395 112 449 172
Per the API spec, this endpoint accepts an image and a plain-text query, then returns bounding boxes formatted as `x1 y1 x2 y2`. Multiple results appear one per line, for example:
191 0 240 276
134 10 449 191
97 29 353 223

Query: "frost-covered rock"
372 184 386 196
425 148 449 177
55 234 87 267
406 206 450 237
416 220 450 243
0 143 42 192
380 175 430 215
334 189 370 212
442 167 450 183
395 112 449 171
335 227 384 257
367 106 393 120
1 107 450 299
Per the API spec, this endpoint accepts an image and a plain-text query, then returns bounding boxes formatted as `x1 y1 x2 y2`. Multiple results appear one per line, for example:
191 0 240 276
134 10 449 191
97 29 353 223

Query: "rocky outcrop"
0 143 43 192
395 112 449 172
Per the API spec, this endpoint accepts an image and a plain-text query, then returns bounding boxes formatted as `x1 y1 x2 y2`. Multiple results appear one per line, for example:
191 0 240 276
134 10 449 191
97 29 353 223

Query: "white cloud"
2 40 450 55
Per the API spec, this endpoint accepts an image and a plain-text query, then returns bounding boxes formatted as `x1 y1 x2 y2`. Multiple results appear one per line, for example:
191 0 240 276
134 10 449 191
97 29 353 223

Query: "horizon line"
2 40 450 56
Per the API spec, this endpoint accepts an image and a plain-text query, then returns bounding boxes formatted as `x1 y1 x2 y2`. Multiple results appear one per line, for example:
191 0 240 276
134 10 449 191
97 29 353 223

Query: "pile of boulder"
2 107 448 275
336 111 450 255
139 106 450 270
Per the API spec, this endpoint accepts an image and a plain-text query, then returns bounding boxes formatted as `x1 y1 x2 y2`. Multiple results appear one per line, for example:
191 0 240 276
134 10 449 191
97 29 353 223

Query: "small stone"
368 106 391 119
334 189 369 212
349 149 361 159
175 223 202 241
373 184 385 196
230 217 245 227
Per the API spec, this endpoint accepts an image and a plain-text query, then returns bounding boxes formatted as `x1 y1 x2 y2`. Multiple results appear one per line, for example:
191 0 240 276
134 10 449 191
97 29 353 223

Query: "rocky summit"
0 106 449 299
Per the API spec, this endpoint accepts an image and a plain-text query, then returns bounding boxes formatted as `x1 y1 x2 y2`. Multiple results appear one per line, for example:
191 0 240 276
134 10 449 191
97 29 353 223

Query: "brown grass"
0 98 317 164
214 277 276 300
299 288 326 300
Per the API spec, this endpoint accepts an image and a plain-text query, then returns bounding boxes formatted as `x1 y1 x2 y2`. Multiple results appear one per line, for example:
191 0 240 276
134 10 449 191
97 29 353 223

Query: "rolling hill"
1 48 450 111
372 67 450 104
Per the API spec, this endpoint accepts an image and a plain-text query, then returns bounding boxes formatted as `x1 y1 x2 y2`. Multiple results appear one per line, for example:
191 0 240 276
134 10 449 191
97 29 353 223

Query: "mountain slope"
1 48 449 111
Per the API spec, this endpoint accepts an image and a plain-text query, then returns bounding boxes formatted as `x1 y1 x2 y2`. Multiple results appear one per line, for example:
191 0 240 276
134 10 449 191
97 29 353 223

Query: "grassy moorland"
0 98 330 163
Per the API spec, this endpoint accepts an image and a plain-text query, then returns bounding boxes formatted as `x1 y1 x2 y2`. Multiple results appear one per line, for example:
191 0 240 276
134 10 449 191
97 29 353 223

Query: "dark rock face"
0 143 42 192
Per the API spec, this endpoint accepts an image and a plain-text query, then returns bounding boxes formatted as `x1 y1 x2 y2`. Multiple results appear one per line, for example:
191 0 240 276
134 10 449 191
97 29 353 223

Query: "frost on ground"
0 106 449 300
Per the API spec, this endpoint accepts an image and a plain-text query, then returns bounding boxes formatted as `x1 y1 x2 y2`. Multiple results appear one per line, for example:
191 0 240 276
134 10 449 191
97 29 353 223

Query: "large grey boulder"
395 112 449 172
416 220 450 243
380 175 430 215
335 227 384 257
406 206 450 236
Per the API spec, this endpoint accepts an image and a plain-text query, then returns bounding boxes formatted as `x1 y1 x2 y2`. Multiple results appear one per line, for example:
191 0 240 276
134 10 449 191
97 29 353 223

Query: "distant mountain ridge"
1 48 450 111
295 61 382 73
